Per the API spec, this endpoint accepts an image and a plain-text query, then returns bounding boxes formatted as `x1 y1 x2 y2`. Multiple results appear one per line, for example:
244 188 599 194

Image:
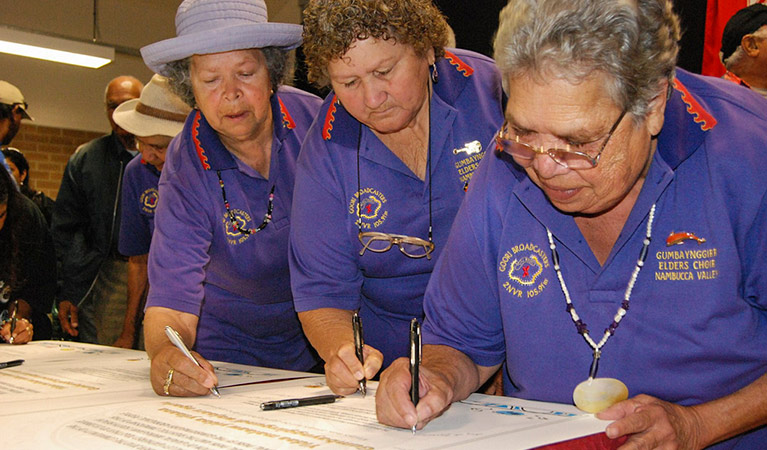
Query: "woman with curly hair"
289 0 505 395
0 164 55 344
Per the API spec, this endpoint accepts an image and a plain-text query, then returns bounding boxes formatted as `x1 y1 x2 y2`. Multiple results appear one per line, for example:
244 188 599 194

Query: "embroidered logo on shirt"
278 97 296 130
655 232 718 282
672 79 717 131
499 243 550 299
665 231 706 247
140 188 159 214
444 50 474 77
454 141 486 188
349 187 389 229
322 95 340 140
223 209 253 245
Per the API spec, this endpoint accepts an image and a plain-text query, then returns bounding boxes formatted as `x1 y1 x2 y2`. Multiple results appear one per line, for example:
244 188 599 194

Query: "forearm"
144 306 199 360
423 344 500 403
693 372 767 447
122 255 148 333
297 308 355 362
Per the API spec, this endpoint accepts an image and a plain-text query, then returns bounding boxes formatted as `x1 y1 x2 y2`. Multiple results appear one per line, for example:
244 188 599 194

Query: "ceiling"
0 0 302 133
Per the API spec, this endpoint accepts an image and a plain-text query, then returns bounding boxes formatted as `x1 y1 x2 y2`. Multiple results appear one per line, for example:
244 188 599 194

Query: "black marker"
409 318 421 434
260 394 343 411
0 359 24 369
352 312 366 397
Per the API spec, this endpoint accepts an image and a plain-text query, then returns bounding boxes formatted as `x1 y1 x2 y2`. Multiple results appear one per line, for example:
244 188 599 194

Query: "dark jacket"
51 132 134 305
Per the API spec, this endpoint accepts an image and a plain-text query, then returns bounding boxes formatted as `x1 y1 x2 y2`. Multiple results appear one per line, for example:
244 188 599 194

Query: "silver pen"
8 300 18 344
164 325 221 397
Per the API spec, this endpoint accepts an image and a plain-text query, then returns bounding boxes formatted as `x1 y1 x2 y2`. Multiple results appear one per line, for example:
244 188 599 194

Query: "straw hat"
113 75 191 138
141 0 303 76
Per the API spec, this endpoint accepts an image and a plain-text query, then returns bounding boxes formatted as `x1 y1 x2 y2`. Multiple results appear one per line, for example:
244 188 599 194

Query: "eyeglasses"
216 170 273 235
358 232 435 259
356 82 434 260
496 110 626 169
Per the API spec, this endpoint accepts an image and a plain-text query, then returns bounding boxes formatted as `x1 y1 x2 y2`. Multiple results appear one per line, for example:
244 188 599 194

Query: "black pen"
260 394 343 411
352 312 366 397
0 359 24 369
409 318 421 434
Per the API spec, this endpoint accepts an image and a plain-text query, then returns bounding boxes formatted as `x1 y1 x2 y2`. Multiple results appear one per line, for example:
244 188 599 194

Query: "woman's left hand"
1 318 33 344
597 394 704 450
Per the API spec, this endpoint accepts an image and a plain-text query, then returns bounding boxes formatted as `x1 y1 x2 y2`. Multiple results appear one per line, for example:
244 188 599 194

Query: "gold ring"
163 368 174 396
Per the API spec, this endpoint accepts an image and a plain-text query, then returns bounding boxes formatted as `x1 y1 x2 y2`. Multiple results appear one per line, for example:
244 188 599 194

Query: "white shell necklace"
545 204 656 413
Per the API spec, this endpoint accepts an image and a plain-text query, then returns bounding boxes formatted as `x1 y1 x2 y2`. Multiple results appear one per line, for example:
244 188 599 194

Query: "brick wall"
10 124 104 200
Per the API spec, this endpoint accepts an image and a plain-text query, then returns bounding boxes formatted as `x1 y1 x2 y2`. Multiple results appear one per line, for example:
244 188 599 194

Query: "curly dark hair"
164 47 290 108
302 0 451 88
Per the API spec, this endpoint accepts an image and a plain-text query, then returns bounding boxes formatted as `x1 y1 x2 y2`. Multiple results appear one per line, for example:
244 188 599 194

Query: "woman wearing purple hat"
140 0 322 397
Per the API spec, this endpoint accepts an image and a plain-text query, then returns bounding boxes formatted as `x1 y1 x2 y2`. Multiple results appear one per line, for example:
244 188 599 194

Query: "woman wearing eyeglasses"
289 0 504 395
139 0 322 397
376 0 767 446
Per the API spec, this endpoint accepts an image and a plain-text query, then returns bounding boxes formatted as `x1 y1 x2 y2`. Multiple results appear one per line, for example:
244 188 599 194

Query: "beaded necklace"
216 170 274 235
546 204 656 380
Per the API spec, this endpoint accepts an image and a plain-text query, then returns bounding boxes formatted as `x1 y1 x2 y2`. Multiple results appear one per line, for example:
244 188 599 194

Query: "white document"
8 379 608 449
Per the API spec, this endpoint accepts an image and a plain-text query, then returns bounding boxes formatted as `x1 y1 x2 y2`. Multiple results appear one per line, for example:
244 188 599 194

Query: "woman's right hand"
150 344 218 397
324 341 383 395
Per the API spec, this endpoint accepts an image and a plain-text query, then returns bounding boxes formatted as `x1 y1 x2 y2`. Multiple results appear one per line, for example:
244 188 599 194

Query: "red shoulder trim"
444 50 474 77
672 79 717 131
322 95 339 140
278 97 296 130
191 111 211 170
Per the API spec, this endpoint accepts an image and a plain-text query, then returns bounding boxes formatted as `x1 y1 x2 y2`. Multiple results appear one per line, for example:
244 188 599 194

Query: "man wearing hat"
720 3 767 99
0 80 33 146
52 75 143 345
111 75 191 349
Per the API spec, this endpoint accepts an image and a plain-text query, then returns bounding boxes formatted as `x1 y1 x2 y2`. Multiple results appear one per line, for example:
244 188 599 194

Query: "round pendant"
572 377 629 413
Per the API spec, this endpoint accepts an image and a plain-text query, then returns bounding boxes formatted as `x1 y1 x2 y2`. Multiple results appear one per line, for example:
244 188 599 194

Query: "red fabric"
532 432 628 450
702 0 766 77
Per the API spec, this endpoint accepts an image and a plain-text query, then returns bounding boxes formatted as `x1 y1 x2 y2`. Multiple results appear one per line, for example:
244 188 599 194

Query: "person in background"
0 162 55 343
111 74 192 350
0 80 33 146
290 0 505 395
720 3 767 99
376 0 767 448
140 0 322 397
51 75 143 344
2 147 56 225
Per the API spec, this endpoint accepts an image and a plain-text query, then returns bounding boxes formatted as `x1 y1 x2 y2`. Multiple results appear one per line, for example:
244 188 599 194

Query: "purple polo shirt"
290 49 505 368
119 155 161 256
422 69 767 449
147 86 322 370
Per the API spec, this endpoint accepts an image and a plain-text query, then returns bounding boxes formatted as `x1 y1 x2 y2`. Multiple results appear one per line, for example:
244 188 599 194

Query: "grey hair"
493 0 680 120
163 47 290 108
723 25 767 70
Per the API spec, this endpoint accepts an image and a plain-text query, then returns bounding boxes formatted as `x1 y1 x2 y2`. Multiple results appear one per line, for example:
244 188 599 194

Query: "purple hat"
141 0 303 76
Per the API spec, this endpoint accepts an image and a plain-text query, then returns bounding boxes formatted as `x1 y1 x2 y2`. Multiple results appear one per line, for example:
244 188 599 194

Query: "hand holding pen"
160 326 220 397
1 300 33 345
